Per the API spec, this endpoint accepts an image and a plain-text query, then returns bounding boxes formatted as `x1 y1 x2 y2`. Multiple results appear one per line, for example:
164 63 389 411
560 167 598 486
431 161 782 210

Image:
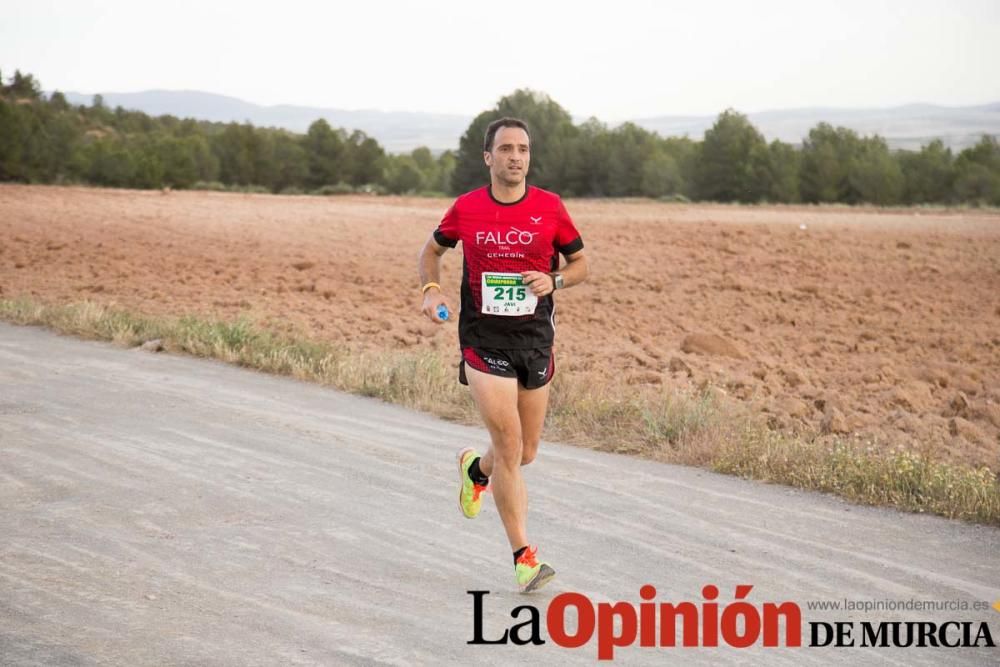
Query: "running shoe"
457 447 488 519
515 545 556 593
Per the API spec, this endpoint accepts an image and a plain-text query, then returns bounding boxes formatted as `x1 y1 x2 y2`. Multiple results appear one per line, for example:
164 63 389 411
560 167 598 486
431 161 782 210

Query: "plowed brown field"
2 184 999 466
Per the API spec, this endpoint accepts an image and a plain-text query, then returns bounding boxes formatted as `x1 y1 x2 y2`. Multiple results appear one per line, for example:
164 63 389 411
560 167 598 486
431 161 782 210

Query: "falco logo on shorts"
482 356 510 370
476 228 537 246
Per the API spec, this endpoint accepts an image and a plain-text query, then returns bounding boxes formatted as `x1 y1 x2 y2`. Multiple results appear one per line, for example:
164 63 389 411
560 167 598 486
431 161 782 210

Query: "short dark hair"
483 117 530 153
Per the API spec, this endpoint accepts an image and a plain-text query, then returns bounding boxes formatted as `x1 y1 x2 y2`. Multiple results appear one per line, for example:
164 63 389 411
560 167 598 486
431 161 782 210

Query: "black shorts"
459 347 555 389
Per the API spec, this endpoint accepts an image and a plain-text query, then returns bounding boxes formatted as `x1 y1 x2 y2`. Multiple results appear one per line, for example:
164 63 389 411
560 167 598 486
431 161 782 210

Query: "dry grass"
714 427 999 522
2 296 998 526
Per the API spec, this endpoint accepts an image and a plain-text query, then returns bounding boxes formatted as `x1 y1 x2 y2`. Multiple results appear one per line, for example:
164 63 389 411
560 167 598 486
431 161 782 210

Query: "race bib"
481 272 538 316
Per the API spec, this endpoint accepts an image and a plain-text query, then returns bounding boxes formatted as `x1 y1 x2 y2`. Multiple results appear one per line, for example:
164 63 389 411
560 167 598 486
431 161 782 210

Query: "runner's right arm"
419 233 452 323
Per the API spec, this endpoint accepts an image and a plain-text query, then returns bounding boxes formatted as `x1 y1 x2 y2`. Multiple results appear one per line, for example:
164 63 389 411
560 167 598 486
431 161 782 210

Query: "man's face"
484 126 530 187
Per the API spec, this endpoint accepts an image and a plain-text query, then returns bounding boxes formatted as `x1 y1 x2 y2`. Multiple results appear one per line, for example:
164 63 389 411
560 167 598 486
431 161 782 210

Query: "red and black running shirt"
433 185 584 350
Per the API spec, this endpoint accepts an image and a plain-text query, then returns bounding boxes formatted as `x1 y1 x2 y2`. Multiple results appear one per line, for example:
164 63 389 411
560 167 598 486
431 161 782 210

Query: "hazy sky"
3 0 999 119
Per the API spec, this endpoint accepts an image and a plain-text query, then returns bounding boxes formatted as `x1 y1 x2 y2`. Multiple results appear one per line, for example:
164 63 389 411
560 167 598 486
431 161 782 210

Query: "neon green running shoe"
457 447 488 519
515 545 556 593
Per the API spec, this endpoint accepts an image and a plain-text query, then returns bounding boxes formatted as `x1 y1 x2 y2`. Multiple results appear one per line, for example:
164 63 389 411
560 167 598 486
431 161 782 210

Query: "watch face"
554 274 564 289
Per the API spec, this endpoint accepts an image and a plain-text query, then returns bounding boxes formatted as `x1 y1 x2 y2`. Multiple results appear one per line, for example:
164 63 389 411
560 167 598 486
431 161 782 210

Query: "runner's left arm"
523 249 589 296
524 197 587 296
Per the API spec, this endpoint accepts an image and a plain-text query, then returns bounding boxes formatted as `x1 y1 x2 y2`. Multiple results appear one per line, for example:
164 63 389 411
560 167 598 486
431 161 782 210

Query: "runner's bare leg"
516 381 550 467
506 382 550 536
465 365 528 550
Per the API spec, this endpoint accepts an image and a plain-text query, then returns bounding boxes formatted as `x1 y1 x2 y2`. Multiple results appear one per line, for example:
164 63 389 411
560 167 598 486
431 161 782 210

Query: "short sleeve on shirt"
433 202 460 248
555 198 584 255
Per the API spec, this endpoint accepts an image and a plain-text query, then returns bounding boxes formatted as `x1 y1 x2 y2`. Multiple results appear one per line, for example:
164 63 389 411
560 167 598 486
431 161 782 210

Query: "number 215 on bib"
481 272 538 316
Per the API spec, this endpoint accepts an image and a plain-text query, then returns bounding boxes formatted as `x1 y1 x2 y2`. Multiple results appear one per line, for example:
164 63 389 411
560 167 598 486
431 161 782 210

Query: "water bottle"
436 304 450 321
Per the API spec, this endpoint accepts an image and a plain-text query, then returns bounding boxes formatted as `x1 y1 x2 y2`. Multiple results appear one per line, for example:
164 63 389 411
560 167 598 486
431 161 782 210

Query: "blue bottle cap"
436 304 449 321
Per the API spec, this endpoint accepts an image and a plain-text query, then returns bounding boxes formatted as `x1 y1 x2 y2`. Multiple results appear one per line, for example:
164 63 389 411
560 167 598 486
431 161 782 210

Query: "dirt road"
2 323 998 665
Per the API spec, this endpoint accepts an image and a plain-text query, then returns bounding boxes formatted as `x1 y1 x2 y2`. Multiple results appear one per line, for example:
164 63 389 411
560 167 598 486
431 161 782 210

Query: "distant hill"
58 90 999 153
634 103 1000 151
59 90 470 154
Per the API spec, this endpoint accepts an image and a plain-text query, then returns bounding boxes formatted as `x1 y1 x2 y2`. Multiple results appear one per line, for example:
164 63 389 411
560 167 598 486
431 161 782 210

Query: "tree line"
0 70 453 195
2 70 998 205
453 90 1000 206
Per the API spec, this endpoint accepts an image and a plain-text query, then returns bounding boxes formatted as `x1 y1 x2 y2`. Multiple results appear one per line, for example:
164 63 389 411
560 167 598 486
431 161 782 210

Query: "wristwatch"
551 273 564 290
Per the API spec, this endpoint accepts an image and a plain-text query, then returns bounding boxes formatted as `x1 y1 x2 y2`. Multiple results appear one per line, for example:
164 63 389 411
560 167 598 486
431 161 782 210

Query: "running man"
418 117 589 592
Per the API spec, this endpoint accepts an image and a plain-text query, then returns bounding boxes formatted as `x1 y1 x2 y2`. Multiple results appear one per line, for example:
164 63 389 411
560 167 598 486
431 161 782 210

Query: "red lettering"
702 585 719 647
597 602 638 660
720 603 761 648
762 602 802 647
639 585 656 647
538 584 801 654
547 593 595 648
659 602 699 647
